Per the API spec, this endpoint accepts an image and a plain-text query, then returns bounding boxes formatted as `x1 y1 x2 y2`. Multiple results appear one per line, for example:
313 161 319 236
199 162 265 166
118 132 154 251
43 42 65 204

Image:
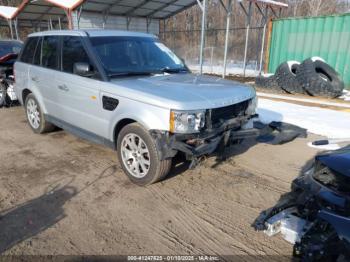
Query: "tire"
117 123 172 186
275 61 305 94
0 82 6 107
296 58 344 98
25 93 55 134
255 75 285 93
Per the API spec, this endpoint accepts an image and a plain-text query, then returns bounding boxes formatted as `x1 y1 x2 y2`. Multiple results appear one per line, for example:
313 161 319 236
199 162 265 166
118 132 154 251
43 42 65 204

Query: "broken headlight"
170 110 205 133
245 95 258 115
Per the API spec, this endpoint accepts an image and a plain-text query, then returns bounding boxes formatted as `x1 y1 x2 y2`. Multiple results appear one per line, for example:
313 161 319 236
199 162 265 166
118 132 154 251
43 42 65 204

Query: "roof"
28 29 157 38
79 0 199 19
0 0 288 27
0 6 18 19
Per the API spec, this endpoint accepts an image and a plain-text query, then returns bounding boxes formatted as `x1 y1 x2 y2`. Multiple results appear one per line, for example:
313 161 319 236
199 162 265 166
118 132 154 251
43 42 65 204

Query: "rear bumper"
151 115 258 161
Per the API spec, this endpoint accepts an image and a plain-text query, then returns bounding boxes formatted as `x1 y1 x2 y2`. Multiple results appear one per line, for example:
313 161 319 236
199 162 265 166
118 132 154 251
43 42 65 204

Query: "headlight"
245 95 258 115
170 110 205 133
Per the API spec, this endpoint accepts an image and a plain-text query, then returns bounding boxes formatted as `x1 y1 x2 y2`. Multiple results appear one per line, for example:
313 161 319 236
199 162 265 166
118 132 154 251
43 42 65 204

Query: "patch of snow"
307 142 341 151
261 73 274 77
188 63 259 77
286 61 300 71
310 56 326 63
257 98 350 138
340 90 350 101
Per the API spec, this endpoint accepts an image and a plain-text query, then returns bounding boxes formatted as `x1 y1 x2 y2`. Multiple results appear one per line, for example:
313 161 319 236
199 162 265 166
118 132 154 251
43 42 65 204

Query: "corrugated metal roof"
0 0 287 28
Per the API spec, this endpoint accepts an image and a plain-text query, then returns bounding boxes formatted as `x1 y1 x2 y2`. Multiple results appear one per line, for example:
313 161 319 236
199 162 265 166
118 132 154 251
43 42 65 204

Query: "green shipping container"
268 13 350 89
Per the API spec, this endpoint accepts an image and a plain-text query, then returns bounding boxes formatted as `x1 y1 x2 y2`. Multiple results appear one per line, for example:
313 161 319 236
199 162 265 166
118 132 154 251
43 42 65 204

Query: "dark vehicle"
0 40 23 107
254 146 350 261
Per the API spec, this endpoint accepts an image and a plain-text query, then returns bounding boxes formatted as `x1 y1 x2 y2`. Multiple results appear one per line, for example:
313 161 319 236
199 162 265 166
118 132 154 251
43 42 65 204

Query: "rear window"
33 37 42 66
41 36 59 69
20 38 38 63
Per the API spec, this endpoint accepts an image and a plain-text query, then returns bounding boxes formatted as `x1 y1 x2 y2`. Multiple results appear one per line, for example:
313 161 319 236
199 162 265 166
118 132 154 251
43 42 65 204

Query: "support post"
222 0 233 78
58 17 62 30
76 6 83 29
126 17 132 31
146 18 151 33
14 18 19 40
198 0 207 75
243 1 252 76
102 10 109 29
259 6 269 75
8 20 13 39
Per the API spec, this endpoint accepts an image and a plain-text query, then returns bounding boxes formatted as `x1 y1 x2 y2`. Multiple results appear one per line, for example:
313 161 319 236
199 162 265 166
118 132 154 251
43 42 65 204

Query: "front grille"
210 99 250 127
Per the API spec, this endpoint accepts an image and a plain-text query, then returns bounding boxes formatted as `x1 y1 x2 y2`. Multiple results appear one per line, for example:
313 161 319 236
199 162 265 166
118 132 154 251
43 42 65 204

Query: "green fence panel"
268 14 350 89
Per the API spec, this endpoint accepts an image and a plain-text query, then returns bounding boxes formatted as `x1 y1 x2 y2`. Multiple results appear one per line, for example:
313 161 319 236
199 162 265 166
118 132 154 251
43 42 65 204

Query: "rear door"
15 37 38 104
29 35 60 115
54 35 108 138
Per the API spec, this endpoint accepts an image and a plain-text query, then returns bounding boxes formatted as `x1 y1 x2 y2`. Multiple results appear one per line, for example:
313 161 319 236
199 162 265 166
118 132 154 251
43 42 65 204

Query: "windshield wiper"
108 71 154 78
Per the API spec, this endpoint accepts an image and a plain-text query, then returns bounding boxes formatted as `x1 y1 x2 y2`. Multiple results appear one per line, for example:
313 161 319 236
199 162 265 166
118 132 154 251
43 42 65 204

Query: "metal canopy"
0 0 288 78
0 0 199 32
80 0 198 19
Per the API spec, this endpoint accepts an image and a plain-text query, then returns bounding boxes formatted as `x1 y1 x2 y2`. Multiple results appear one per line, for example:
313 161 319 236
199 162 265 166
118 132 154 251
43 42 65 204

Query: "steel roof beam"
125 0 149 16
146 0 179 18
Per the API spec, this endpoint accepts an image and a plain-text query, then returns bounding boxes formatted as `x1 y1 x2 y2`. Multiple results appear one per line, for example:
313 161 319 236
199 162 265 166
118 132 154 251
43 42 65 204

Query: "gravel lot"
0 106 321 259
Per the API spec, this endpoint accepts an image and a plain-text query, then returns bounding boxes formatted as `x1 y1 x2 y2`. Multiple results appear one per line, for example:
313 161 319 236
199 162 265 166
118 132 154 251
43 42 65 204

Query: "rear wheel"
117 123 172 186
25 93 55 134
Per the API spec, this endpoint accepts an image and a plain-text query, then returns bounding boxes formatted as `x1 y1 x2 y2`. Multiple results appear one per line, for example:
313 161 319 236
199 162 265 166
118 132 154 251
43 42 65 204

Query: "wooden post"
264 18 273 74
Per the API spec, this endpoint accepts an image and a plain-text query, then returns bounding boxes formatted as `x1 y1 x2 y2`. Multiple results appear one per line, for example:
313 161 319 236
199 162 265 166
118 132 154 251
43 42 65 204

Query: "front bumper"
151 115 260 162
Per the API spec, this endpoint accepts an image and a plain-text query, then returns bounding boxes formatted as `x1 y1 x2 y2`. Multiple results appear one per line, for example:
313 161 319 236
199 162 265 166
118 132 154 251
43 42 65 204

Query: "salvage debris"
253 146 350 260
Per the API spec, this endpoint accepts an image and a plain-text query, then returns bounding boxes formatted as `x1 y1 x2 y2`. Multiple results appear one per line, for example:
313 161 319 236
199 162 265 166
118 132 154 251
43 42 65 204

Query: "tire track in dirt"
148 186 261 256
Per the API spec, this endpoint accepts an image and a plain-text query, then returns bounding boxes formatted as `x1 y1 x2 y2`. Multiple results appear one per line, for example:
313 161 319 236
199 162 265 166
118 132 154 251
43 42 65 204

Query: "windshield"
0 41 22 57
90 36 187 77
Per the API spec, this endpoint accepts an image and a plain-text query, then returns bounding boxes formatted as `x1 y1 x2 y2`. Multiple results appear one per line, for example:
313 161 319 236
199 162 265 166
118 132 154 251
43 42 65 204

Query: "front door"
55 35 108 139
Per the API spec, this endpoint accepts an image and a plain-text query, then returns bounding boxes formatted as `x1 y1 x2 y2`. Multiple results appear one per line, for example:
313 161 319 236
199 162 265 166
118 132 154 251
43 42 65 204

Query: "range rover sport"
14 30 257 186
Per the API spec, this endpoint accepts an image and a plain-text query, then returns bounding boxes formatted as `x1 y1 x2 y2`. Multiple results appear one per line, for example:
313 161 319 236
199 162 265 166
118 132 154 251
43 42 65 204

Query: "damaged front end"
254 146 350 261
151 98 259 166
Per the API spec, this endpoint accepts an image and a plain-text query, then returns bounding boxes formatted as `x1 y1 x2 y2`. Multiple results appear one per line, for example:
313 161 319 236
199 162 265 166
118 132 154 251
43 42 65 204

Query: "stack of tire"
255 57 344 98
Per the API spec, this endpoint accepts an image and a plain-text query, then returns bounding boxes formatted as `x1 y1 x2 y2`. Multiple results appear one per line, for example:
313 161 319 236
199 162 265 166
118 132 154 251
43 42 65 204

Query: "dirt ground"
0 106 323 259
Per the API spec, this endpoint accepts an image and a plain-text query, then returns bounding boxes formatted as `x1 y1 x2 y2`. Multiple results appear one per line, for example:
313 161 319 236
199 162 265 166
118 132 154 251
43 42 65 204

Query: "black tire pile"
255 58 344 98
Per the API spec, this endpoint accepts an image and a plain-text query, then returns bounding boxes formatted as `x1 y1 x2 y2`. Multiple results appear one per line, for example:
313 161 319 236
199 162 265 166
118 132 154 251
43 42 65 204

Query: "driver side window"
61 36 93 76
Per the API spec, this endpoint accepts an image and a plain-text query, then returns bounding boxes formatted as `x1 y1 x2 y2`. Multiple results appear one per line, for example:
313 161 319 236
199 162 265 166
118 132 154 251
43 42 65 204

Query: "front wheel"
117 123 172 186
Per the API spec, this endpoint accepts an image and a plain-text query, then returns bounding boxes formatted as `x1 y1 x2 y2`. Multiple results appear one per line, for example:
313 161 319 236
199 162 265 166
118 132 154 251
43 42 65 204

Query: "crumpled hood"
110 73 256 110
317 146 350 177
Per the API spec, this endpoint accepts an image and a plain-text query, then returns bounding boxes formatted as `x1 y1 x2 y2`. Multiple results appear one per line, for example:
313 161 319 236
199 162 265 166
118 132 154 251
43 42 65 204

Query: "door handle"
58 84 69 91
31 76 39 82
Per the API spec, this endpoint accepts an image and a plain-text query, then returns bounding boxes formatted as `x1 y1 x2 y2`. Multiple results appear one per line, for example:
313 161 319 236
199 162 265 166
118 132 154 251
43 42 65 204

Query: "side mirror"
73 62 93 77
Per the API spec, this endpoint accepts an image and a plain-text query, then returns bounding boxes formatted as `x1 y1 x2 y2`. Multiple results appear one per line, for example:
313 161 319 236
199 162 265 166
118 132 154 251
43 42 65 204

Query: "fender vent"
102 96 119 111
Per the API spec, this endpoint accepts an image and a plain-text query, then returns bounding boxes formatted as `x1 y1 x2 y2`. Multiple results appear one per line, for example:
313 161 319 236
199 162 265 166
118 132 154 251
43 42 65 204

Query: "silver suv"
14 30 257 186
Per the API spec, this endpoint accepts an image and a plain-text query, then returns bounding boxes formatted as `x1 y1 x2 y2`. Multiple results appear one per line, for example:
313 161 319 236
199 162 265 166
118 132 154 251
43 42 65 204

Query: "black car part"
151 117 307 169
253 146 350 261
